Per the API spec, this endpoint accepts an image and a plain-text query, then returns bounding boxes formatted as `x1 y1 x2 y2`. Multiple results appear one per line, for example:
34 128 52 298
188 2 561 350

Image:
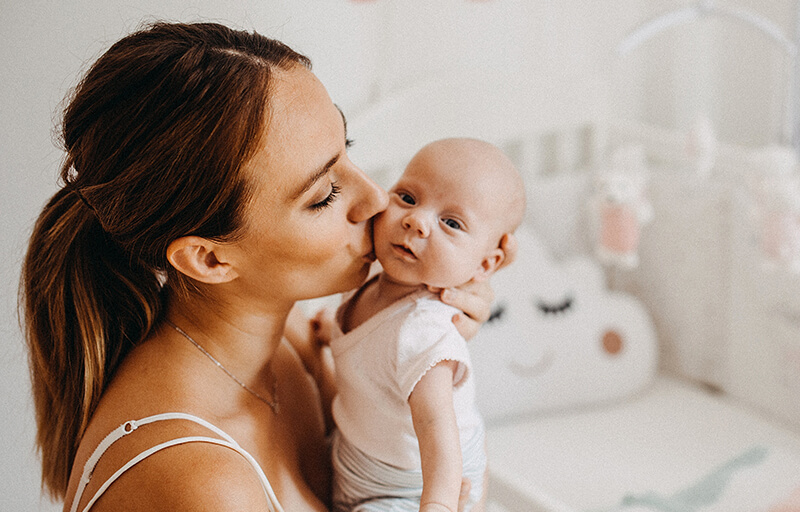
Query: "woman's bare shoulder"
65 336 271 511
85 439 275 511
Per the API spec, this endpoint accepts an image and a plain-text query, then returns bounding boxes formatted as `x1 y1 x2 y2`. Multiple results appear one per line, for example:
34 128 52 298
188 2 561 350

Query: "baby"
322 137 526 512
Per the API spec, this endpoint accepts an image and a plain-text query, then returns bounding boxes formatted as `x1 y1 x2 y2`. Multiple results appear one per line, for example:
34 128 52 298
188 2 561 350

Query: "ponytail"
22 188 161 498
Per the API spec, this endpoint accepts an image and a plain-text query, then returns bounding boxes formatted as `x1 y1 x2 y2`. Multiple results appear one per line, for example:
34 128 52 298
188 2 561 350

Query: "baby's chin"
402 275 472 291
374 268 424 289
420 271 480 291
423 279 472 291
376 257 475 290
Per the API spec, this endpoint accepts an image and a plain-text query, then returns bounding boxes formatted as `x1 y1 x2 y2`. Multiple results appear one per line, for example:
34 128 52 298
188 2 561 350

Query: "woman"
21 22 512 511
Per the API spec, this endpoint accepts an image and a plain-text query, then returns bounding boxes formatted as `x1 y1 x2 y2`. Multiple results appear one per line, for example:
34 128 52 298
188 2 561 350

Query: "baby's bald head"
408 138 526 239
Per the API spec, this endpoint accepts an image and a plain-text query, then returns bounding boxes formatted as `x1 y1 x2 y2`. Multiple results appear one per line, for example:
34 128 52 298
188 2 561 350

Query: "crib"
343 24 800 507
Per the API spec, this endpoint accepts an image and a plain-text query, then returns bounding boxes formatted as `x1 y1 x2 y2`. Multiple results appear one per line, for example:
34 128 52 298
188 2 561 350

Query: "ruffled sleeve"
395 298 471 401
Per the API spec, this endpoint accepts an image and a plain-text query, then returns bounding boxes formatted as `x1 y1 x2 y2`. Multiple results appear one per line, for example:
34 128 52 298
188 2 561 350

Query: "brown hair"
20 22 309 499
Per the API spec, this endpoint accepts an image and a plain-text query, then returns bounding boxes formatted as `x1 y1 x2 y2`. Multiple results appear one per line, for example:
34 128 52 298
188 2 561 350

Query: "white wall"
607 1 800 414
614 0 797 147
2 0 797 508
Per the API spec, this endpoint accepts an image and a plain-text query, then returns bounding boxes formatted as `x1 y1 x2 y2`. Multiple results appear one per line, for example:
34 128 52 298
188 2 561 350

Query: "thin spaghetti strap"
71 413 284 512
79 436 283 512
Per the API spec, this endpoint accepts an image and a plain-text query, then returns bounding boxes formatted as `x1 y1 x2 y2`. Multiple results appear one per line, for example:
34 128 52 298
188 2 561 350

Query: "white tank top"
69 412 284 512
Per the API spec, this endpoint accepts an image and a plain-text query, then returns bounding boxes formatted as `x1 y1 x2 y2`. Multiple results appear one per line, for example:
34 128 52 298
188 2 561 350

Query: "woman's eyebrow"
292 154 339 201
291 106 348 201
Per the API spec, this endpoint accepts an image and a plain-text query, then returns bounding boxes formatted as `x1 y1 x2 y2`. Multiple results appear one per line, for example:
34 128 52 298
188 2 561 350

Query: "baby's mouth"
392 243 417 259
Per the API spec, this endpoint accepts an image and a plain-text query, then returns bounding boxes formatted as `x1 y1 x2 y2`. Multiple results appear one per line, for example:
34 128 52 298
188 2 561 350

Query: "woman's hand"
430 233 518 340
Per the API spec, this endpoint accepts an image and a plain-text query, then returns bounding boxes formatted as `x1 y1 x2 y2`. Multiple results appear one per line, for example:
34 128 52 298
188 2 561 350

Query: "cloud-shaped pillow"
470 227 657 423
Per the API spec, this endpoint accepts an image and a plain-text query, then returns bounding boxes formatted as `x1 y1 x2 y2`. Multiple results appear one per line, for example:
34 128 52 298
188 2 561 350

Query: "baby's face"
373 145 507 289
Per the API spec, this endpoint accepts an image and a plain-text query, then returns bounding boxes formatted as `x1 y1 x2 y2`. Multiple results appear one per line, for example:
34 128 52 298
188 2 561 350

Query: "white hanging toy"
685 114 717 181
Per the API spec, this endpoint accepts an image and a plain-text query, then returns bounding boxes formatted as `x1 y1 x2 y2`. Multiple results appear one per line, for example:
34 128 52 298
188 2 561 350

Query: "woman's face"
232 66 388 302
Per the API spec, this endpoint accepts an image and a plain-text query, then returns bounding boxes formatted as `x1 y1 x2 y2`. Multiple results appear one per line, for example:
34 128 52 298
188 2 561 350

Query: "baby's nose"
403 212 431 238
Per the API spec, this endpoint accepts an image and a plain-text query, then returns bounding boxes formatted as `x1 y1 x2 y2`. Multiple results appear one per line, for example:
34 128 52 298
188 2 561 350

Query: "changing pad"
485 376 800 512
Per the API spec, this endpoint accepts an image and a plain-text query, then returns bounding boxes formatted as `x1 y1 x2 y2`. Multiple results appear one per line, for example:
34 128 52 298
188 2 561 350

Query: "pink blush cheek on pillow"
767 486 800 512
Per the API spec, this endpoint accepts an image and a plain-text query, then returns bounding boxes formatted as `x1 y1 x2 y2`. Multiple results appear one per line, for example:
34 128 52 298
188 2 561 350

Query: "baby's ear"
473 247 506 283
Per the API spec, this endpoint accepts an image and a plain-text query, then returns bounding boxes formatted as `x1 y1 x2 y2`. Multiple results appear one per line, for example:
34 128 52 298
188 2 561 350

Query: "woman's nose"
403 212 431 238
347 166 389 224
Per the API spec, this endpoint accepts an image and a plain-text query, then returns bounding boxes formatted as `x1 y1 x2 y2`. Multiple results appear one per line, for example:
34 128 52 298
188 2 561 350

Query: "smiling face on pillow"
469 228 657 423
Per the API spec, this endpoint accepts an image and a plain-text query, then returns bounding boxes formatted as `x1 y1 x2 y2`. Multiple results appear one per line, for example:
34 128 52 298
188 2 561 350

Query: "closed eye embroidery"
487 303 506 323
536 295 574 315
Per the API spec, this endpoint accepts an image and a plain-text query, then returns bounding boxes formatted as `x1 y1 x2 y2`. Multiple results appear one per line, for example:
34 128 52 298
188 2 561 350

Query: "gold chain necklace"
166 320 279 414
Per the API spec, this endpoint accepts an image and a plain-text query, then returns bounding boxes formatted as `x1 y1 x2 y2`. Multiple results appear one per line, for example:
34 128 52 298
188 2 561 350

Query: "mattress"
485 376 800 512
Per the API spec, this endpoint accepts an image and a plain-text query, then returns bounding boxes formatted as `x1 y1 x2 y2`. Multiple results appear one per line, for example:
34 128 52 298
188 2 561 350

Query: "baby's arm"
284 305 316 370
408 360 462 512
284 305 338 433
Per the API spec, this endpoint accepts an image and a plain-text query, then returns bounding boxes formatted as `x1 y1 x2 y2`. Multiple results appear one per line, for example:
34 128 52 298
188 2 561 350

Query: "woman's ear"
166 236 238 284
473 247 506 283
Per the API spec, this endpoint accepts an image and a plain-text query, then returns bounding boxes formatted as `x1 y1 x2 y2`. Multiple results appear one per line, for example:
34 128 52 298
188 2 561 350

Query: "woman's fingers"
432 284 494 340
439 283 494 323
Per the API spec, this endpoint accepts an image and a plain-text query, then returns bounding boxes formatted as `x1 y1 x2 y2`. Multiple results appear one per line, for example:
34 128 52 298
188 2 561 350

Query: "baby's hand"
420 504 456 512
311 307 338 346
458 478 472 512
305 307 339 433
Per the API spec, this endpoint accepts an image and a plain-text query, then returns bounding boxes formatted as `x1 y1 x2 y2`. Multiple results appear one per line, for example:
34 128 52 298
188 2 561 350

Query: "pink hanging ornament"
746 147 800 273
600 202 641 257
756 171 800 273
593 146 652 269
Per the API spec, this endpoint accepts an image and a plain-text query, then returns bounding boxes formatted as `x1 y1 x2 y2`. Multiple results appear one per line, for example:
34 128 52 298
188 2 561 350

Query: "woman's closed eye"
310 182 341 211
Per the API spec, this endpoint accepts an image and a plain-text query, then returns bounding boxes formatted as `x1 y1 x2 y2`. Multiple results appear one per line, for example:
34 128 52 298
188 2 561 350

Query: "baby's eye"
399 193 416 205
442 218 462 230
